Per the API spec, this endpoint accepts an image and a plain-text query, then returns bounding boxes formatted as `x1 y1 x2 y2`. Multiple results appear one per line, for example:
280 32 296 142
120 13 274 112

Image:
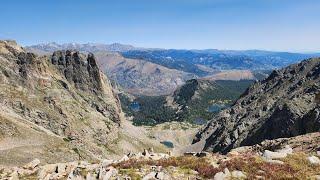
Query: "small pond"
160 141 174 148
193 118 207 125
130 102 141 112
208 104 227 113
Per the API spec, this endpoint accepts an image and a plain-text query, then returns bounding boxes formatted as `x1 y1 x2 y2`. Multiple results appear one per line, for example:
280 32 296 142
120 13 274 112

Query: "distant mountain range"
27 42 320 74
122 49 320 75
25 42 144 55
25 42 320 96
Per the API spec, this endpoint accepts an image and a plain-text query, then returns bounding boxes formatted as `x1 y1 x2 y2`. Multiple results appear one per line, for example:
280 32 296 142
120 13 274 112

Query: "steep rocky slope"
193 58 320 153
94 51 196 95
0 40 125 166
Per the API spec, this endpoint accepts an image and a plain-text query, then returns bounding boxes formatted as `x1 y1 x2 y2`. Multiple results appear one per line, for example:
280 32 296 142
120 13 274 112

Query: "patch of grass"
113 153 320 179
19 171 38 179
72 147 82 160
180 126 189 131
79 168 89 178
113 156 220 178
162 124 171 130
282 153 320 179
119 168 141 180
219 155 296 179
219 152 320 179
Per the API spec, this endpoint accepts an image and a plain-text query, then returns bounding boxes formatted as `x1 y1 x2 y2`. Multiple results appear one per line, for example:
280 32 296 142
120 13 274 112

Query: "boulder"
16 167 38 177
101 167 118 180
231 170 246 178
102 159 114 167
265 159 284 165
312 175 320 180
8 171 19 180
214 171 227 180
213 168 246 180
307 156 320 165
213 168 230 180
276 145 293 154
155 172 170 179
255 175 265 180
57 163 67 174
65 162 78 173
143 172 157 180
23 159 40 170
119 155 129 162
263 150 288 160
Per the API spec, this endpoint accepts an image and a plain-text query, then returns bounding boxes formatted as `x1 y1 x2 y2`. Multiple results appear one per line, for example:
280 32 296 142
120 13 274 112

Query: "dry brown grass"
282 153 320 179
113 156 220 178
219 156 296 179
113 153 320 179
119 168 141 180
218 152 320 179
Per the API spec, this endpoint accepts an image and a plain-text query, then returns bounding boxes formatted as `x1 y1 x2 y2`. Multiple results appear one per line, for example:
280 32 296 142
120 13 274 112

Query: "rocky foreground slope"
0 40 124 166
193 58 320 153
1 133 320 179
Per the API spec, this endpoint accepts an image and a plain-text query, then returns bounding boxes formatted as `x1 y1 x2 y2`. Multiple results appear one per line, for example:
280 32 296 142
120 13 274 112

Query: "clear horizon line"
2 39 319 54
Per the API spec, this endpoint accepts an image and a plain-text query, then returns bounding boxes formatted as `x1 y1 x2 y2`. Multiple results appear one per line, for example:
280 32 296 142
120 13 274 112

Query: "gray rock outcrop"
51 50 103 93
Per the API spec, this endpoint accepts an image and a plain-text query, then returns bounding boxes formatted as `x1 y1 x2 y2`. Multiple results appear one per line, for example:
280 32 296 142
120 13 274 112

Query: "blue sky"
0 0 319 52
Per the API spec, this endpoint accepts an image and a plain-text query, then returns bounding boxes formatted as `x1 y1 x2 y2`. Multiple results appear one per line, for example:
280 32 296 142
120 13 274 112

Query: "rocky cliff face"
51 51 103 92
193 58 320 153
0 40 124 166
